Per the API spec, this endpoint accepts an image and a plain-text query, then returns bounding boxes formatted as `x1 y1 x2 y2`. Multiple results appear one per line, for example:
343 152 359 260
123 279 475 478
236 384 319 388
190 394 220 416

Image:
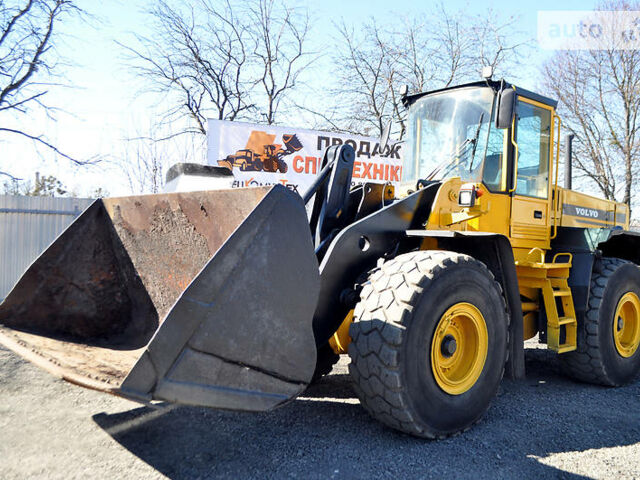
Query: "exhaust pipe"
565 134 574 190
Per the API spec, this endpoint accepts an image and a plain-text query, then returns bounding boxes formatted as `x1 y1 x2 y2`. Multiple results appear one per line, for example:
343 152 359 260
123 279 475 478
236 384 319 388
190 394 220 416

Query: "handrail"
508 115 519 193
550 114 562 239
527 247 546 264
552 252 573 265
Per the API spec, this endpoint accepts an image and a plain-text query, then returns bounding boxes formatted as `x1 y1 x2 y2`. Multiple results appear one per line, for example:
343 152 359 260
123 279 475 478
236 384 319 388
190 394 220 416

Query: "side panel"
510 196 549 245
560 189 628 229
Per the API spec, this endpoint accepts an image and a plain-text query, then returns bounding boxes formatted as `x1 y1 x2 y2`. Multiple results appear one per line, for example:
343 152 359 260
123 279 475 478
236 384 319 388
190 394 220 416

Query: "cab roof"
403 80 558 109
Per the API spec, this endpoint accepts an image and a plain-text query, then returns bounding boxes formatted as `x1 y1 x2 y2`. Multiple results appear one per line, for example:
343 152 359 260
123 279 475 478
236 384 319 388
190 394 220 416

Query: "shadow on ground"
93 349 640 479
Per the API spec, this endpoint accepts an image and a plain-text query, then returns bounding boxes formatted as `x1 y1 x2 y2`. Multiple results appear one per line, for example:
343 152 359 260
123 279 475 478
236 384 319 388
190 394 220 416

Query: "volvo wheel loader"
1 80 639 439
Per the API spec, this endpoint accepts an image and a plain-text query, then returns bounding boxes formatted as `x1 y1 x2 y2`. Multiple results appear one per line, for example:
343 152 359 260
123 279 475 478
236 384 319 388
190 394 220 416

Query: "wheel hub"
441 335 457 357
613 292 640 358
430 302 488 396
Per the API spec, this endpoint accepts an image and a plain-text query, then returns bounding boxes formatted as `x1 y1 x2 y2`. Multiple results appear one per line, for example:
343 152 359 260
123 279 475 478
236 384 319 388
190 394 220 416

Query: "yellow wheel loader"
1 80 639 439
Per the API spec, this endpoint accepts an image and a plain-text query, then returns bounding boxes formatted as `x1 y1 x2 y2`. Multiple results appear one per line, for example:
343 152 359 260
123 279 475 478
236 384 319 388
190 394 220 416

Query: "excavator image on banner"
218 131 303 173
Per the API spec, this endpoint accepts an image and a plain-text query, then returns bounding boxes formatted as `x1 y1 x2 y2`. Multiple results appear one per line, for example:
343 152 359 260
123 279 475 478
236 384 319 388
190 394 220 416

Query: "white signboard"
207 119 403 196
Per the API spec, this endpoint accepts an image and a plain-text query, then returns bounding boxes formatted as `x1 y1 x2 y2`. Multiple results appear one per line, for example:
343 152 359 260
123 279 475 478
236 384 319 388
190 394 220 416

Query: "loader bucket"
0 185 320 411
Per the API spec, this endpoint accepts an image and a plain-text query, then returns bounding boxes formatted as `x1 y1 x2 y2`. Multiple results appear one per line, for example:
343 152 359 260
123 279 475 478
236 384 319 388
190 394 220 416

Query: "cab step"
516 251 578 353
553 289 572 297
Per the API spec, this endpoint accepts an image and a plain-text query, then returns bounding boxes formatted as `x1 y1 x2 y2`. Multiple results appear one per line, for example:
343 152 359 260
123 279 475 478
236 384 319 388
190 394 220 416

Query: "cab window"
514 100 551 198
482 123 506 191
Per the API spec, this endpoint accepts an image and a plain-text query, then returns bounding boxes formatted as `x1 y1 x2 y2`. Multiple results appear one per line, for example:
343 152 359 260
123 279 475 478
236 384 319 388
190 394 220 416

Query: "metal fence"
0 195 94 300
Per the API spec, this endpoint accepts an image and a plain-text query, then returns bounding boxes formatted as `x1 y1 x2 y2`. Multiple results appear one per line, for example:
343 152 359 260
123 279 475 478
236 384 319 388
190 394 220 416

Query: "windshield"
403 87 496 185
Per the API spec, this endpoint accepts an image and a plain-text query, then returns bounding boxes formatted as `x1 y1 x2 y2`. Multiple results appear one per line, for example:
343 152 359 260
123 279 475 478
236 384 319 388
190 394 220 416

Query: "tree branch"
0 127 101 165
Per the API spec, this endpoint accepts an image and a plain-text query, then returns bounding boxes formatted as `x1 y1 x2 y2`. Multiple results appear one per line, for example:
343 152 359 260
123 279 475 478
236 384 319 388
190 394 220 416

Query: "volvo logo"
575 207 599 218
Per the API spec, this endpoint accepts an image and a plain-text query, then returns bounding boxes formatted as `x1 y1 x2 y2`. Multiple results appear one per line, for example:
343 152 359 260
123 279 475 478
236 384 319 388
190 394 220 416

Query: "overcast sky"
1 0 598 196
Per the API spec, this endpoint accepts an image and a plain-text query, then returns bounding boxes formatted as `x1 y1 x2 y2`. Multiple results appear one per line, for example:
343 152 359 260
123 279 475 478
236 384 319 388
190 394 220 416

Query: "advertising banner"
207 119 404 195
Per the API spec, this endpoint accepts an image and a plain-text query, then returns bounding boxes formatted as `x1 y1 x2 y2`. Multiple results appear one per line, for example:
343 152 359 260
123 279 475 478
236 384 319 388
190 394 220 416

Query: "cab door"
509 97 554 253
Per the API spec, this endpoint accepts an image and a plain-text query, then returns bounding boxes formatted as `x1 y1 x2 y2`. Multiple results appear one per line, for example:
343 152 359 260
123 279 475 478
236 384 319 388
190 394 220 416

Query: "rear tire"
348 250 509 438
561 257 640 386
252 158 263 171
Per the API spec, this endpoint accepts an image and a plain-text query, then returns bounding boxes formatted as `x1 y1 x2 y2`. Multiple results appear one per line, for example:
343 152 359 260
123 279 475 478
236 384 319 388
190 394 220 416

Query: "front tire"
561 257 640 386
277 159 288 173
262 157 276 172
348 251 509 438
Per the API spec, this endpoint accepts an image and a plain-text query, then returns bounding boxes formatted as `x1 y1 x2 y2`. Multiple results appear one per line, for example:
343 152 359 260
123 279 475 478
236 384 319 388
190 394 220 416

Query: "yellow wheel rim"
431 302 488 395
613 292 640 358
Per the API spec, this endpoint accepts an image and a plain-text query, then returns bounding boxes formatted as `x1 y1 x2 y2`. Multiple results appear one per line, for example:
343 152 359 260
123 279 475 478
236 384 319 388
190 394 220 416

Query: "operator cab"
401 80 560 253
401 80 558 199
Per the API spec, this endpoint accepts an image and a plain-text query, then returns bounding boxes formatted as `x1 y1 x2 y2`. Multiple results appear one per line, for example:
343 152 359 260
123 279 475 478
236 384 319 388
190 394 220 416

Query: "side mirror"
399 84 409 107
495 87 516 129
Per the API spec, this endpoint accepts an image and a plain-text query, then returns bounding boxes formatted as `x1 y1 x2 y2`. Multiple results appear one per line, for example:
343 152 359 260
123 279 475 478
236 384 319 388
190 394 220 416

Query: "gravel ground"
1 341 639 480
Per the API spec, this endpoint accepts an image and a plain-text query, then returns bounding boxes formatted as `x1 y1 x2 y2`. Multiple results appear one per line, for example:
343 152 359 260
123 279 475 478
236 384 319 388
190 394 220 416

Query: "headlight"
458 189 474 206
458 184 481 207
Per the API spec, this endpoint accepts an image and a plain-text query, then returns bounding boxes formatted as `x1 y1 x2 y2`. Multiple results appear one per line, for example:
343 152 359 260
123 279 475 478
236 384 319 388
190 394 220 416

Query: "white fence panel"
0 195 94 300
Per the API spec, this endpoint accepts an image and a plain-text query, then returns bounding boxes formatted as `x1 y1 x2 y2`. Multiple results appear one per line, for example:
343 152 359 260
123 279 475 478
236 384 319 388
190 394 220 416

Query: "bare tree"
115 121 204 194
0 0 92 175
121 0 253 136
118 138 167 194
329 20 395 136
315 5 526 139
117 131 172 194
468 9 524 76
543 0 640 207
249 0 312 125
123 0 312 137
